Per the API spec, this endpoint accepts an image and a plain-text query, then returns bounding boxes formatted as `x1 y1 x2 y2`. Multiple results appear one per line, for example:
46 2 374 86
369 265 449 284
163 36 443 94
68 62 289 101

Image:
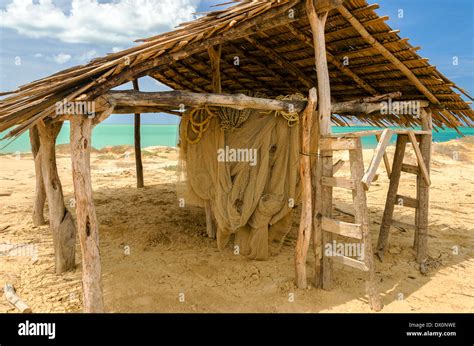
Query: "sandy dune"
0 138 473 313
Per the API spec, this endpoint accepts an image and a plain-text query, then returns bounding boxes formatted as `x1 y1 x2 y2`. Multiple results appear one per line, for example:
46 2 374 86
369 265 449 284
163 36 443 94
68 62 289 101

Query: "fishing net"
177 98 302 260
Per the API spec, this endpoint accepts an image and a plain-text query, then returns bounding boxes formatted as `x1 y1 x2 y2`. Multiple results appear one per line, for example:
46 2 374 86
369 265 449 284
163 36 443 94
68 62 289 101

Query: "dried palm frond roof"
0 0 472 140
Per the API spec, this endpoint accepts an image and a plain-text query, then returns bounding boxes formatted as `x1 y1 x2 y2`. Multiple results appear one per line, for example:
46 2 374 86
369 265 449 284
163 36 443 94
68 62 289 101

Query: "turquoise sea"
0 124 473 154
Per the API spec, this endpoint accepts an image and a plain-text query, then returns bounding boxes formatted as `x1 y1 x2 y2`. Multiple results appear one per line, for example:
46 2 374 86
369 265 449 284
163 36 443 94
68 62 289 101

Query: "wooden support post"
70 116 104 313
415 109 432 264
376 135 408 261
132 79 144 188
203 45 222 240
208 45 222 94
37 121 76 273
295 88 317 289
29 126 46 226
306 0 333 289
350 140 382 311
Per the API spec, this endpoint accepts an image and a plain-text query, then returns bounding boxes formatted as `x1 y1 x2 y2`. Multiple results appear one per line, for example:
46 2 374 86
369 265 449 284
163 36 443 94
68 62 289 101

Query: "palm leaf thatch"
0 0 472 140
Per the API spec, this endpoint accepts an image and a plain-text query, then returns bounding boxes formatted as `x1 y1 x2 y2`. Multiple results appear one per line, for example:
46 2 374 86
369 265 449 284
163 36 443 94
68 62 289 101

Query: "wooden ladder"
318 136 382 311
376 132 432 264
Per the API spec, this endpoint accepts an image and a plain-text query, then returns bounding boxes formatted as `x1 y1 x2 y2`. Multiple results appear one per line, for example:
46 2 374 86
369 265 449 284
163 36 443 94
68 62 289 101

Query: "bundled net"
177 98 302 260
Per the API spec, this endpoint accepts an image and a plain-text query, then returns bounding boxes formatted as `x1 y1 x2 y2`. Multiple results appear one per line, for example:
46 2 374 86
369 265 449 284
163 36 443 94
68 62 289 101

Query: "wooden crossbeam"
321 217 362 239
361 129 393 190
320 137 358 151
331 255 369 271
395 194 419 209
321 177 355 190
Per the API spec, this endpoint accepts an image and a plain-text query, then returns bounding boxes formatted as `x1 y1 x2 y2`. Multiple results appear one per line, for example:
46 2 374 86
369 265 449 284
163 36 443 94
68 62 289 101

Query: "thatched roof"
1 0 473 140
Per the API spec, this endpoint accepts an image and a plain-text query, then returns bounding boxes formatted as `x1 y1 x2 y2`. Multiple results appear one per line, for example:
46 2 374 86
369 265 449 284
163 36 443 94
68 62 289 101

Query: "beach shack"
0 0 472 312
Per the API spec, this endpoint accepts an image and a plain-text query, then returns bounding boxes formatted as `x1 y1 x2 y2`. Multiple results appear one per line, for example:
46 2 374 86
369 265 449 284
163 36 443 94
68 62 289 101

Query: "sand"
0 138 473 313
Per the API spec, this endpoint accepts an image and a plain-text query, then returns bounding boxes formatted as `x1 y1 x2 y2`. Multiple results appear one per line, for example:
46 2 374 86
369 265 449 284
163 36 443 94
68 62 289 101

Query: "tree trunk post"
306 0 333 289
29 126 46 226
204 44 222 239
415 109 432 264
295 87 317 288
70 115 104 313
132 79 144 188
37 121 76 274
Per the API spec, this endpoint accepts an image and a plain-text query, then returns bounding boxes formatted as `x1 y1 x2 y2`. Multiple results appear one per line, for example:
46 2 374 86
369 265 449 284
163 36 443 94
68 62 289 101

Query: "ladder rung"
391 219 416 231
401 163 419 174
331 255 369 271
395 194 419 208
321 217 362 239
321 177 356 190
320 137 358 151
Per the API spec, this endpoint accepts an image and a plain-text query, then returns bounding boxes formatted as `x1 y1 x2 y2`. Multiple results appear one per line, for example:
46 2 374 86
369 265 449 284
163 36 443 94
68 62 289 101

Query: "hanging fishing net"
177 96 303 260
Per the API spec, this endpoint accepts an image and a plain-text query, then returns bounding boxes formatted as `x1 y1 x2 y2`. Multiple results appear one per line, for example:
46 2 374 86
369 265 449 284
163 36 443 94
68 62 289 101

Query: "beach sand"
0 138 473 313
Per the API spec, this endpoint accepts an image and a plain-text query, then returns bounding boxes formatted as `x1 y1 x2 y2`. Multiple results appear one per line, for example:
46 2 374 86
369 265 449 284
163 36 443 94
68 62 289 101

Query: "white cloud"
112 47 124 53
78 49 97 62
53 53 72 64
0 0 200 45
34 53 43 58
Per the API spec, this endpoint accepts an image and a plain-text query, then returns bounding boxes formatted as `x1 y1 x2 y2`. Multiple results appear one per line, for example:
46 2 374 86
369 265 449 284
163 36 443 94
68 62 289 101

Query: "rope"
274 93 306 127
185 106 216 144
184 93 306 143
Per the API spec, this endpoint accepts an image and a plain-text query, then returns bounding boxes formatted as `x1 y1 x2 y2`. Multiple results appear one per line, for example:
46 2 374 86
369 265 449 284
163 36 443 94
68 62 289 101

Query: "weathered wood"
314 0 345 13
407 132 431 186
37 121 76 274
321 177 355 190
208 45 222 93
306 0 333 289
29 126 46 226
4 283 32 313
321 217 362 239
376 133 392 178
320 137 357 151
361 129 393 190
377 135 408 261
132 79 144 189
94 90 428 117
70 116 104 313
401 163 419 175
204 44 222 240
349 140 382 311
295 87 317 289
331 255 368 271
415 109 432 264
395 194 419 209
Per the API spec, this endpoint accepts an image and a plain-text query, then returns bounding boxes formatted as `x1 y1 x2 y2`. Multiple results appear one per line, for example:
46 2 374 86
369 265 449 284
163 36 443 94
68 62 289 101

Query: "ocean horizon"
1 124 473 154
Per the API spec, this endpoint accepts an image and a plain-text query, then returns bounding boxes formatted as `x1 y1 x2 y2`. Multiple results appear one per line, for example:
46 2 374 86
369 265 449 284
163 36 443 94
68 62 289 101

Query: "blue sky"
0 0 472 125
